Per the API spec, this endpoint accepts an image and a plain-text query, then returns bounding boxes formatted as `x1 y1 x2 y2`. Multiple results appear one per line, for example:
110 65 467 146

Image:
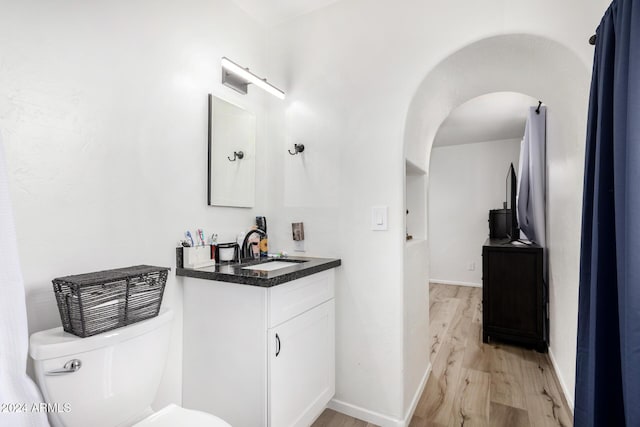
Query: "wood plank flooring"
312 283 573 427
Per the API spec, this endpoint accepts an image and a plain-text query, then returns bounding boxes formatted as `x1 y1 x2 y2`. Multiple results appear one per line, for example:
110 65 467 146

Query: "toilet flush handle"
45 359 82 376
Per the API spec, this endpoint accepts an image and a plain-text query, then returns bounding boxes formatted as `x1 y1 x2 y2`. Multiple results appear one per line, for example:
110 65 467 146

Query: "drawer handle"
275 333 281 357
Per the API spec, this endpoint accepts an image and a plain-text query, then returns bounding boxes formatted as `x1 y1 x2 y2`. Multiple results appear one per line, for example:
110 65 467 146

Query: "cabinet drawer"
268 270 335 328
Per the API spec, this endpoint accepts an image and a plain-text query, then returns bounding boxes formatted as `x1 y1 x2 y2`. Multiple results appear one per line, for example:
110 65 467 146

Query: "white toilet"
29 309 230 427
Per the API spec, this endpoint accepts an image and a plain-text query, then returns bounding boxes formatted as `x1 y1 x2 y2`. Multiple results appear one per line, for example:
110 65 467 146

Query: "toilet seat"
133 404 231 427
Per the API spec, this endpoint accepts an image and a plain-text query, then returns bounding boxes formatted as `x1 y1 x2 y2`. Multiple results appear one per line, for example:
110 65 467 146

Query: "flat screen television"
505 163 520 241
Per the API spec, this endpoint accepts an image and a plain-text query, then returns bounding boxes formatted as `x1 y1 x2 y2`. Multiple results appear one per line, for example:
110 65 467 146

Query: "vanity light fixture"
221 57 285 100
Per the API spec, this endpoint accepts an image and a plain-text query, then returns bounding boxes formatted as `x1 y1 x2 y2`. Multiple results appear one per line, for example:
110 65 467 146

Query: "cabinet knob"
275 333 281 357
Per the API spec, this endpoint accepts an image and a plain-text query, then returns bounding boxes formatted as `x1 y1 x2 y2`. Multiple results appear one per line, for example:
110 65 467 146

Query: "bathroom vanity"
177 256 340 427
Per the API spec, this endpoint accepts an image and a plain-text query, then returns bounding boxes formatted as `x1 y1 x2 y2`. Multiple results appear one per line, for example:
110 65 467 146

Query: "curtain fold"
517 106 547 251
575 0 640 425
0 135 48 427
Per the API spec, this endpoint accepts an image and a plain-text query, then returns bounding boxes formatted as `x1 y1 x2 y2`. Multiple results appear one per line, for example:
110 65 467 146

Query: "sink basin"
241 261 300 272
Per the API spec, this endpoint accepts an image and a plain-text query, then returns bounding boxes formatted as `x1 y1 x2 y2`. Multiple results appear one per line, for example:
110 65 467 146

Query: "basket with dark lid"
53 265 170 338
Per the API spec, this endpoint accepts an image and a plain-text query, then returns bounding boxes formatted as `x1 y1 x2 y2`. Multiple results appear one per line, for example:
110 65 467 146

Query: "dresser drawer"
268 269 335 328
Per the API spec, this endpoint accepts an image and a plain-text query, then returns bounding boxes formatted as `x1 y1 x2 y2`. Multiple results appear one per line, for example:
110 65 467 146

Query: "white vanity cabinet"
182 268 336 427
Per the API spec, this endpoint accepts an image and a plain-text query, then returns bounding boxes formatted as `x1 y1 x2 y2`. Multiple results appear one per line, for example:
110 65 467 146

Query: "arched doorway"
428 91 537 288
402 33 590 408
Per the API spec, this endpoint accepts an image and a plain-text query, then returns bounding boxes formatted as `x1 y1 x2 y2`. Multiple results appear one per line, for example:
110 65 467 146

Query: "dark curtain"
575 0 640 425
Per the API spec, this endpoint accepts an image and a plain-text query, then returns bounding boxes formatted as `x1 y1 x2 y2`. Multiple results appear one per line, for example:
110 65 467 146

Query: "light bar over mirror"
221 57 285 100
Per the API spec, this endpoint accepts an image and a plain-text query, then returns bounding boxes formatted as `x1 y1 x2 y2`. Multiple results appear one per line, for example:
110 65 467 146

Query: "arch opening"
402 33 591 408
427 90 535 291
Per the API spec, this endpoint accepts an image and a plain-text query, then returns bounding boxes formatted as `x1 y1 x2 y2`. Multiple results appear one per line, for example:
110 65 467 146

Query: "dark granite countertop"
176 256 341 287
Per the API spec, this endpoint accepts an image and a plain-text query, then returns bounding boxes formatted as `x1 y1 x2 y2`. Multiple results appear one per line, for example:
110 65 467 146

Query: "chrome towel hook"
227 151 244 162
288 144 305 155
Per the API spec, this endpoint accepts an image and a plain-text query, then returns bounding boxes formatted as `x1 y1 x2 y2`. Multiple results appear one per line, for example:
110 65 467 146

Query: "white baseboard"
430 279 482 288
548 347 574 413
329 363 432 427
402 363 431 425
328 399 404 427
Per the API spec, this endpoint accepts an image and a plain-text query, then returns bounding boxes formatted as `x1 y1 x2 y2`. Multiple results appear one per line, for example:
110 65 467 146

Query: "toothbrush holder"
183 245 216 269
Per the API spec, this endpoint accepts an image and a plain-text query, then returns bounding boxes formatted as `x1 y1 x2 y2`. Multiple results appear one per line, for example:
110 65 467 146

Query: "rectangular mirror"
208 95 256 207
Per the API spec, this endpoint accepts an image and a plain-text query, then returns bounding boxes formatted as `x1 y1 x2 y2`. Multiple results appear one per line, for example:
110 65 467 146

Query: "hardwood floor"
312 283 573 427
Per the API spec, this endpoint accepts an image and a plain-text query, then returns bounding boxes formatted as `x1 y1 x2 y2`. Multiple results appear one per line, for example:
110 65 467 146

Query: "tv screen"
505 163 519 241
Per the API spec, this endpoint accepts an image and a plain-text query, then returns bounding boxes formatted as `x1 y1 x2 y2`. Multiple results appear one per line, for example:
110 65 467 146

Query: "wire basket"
53 265 169 338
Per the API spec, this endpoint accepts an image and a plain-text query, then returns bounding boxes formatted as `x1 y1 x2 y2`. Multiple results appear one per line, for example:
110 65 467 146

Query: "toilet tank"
29 309 174 427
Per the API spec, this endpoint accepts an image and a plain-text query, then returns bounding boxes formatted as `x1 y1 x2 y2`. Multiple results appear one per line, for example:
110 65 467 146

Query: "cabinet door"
485 249 541 337
268 300 335 427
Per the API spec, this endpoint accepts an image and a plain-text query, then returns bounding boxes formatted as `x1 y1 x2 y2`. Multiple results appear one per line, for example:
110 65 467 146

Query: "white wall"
0 0 271 409
266 0 609 423
429 139 521 286
402 238 429 415
404 162 429 419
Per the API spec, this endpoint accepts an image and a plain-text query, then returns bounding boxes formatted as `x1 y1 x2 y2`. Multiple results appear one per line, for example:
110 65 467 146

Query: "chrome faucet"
240 228 267 261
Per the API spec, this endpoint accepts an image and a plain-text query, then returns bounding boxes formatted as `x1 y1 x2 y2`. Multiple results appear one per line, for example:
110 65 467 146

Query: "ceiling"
231 0 342 26
433 92 539 147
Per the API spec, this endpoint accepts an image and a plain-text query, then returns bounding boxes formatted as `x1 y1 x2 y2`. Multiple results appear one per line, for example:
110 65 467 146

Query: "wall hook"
288 144 305 155
227 151 244 162
535 101 542 115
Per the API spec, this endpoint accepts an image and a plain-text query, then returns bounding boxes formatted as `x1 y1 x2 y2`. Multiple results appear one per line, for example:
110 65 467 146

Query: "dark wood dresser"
482 238 548 352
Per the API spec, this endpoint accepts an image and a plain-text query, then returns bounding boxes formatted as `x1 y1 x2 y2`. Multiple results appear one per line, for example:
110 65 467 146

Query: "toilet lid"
133 404 231 427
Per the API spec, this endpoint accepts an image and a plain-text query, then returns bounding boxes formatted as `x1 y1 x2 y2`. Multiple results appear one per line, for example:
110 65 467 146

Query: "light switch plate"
371 206 388 231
